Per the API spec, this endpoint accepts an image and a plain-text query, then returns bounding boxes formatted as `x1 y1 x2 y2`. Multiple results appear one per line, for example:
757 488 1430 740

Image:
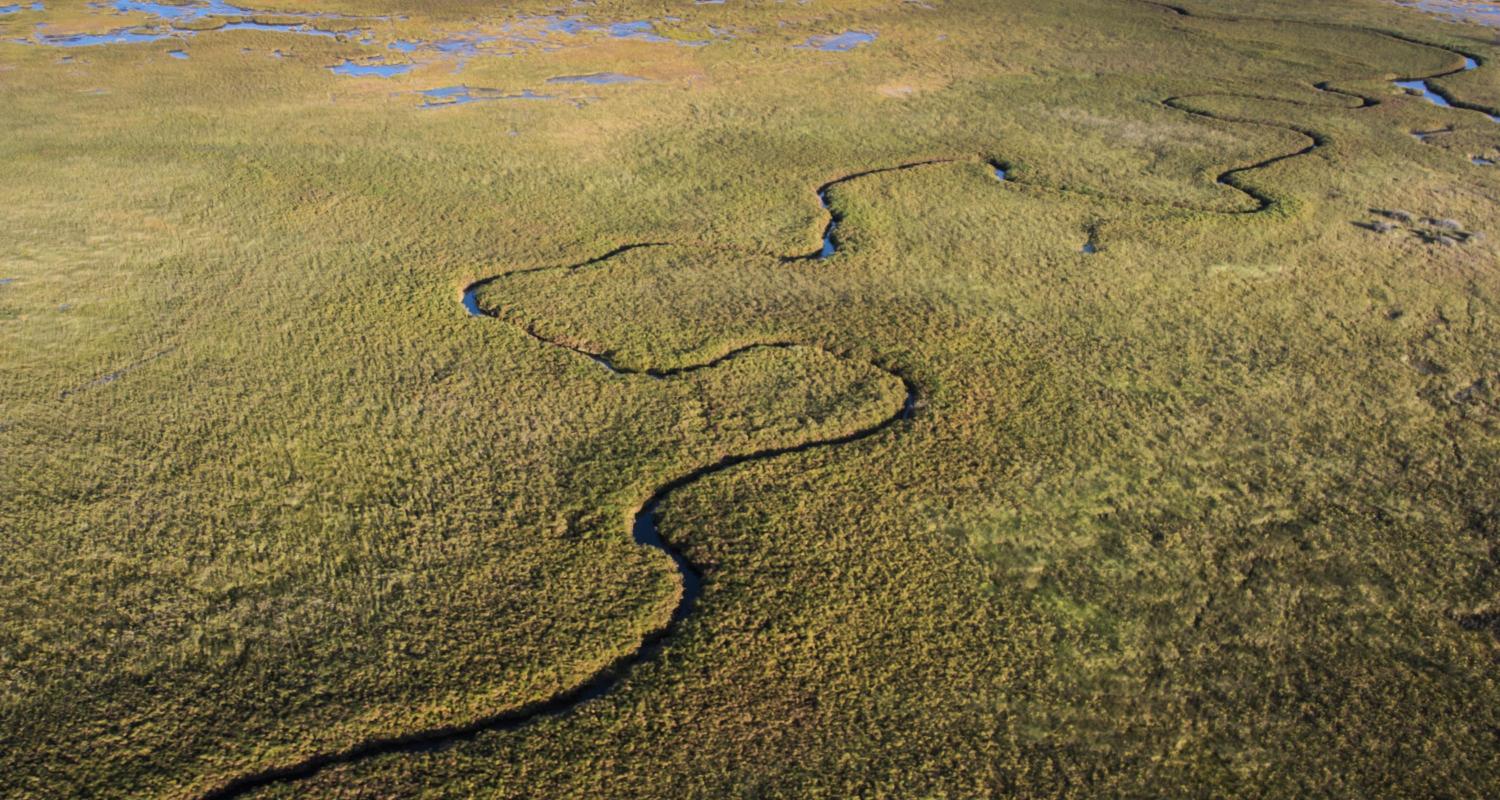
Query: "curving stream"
201 179 922 800
194 4 1499 797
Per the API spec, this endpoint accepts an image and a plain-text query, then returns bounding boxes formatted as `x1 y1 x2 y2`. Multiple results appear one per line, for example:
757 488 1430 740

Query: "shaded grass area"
2 0 1499 797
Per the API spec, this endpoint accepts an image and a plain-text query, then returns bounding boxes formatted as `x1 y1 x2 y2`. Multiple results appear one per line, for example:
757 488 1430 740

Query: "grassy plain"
2 0 1499 797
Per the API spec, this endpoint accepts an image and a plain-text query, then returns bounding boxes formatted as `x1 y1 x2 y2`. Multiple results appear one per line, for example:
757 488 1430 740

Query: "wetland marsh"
3 0 1499 798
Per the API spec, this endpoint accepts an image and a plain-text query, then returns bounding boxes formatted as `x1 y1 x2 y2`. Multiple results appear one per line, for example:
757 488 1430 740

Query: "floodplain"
2 0 1499 797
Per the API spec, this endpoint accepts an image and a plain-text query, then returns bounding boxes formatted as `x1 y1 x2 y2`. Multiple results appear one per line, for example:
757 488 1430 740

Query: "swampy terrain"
3 0 1499 797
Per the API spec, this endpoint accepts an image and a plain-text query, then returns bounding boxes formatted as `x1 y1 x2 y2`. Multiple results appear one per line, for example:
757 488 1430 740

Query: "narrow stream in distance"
1396 56 1500 122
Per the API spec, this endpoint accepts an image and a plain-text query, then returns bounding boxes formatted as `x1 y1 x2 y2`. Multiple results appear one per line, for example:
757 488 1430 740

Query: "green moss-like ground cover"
2 0 1498 796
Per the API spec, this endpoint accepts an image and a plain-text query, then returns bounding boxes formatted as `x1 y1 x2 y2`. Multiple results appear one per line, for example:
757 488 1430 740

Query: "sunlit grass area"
2 0 1498 797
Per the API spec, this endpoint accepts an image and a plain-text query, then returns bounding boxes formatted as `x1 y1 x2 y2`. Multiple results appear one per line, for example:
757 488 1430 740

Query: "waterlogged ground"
10 0 734 58
3 0 1500 798
1398 0 1500 27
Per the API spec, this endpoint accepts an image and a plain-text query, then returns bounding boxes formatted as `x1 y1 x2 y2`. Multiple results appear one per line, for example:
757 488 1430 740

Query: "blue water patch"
1396 79 1453 108
1398 78 1500 123
461 286 485 316
29 13 355 49
544 16 590 34
537 15 710 46
1403 1 1500 29
0 2 42 12
388 32 498 57
331 59 412 77
419 85 553 107
22 5 721 61
422 85 471 100
109 0 361 23
28 6 715 58
421 85 490 105
168 48 187 58
220 20 341 36
39 29 178 46
1394 56 1499 123
796 30 876 51
113 0 247 21
605 20 669 42
546 71 642 85
2 0 372 50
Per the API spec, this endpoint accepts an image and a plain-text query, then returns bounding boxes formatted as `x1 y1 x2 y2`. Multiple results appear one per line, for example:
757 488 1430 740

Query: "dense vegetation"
2 0 1498 797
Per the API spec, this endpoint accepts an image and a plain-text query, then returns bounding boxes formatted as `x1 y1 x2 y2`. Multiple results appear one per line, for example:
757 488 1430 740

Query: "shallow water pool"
331 59 411 77
797 30 876 51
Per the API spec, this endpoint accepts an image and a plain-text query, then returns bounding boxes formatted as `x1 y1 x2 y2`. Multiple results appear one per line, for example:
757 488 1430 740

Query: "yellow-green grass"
2 0 1498 796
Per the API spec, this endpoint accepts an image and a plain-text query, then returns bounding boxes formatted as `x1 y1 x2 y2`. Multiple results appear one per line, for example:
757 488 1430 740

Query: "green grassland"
2 0 1498 797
